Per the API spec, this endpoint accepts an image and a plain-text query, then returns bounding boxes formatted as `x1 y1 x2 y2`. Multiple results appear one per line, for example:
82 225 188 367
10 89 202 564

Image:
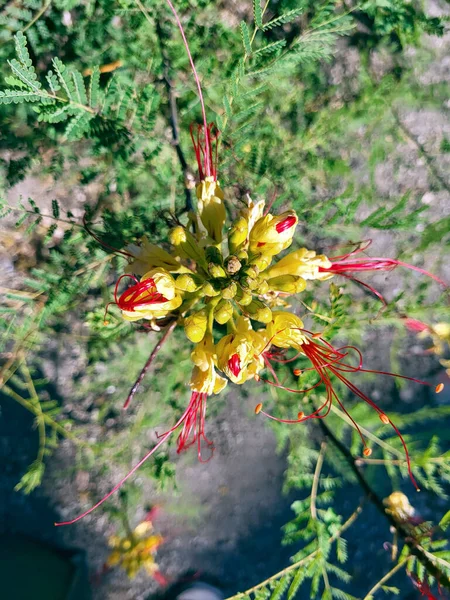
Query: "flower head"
249 211 298 255
106 520 164 580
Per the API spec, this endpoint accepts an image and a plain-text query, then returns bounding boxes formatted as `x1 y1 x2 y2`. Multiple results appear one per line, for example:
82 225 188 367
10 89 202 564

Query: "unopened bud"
240 276 259 291
267 274 306 294
169 226 205 264
237 249 248 261
258 280 269 295
214 299 233 325
250 254 271 272
236 287 253 306
225 255 242 275
208 263 227 279
184 309 208 343
175 273 202 292
222 282 237 300
202 282 220 297
245 299 272 323
228 216 248 254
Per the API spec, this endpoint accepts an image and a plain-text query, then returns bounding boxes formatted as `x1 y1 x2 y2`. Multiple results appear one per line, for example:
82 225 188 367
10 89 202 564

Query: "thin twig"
123 320 177 409
363 556 409 600
22 0 52 33
311 441 327 520
316 416 450 591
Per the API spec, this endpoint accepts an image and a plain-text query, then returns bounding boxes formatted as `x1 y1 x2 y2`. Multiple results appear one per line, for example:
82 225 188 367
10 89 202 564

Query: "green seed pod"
184 309 208 343
175 273 202 292
214 299 233 325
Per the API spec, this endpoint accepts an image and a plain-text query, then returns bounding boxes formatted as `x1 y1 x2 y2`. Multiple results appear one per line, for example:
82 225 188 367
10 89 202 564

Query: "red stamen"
228 353 241 378
275 215 297 234
114 275 168 312
190 122 219 181
403 318 431 333
55 391 213 526
258 328 439 490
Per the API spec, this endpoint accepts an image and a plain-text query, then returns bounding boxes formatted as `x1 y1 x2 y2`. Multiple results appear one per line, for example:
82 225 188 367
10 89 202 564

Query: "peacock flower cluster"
105 520 164 581
55 0 447 527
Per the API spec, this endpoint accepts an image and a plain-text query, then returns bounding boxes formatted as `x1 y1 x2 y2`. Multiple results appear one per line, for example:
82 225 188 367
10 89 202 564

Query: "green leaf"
253 39 287 57
52 57 76 100
71 70 88 105
262 8 305 31
51 199 60 219
253 0 263 28
89 66 100 107
240 21 252 55
0 89 41 104
440 509 450 531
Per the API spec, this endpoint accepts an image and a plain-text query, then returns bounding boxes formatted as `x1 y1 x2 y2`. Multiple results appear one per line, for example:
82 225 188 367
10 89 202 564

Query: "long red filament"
190 123 219 181
257 329 438 490
164 0 211 177
55 391 213 526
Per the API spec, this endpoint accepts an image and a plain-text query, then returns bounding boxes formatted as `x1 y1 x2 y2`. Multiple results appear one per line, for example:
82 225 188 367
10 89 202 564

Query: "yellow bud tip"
297 411 304 420
379 413 390 424
436 383 444 394
293 368 302 377
255 403 263 415
103 320 109 326
363 447 372 457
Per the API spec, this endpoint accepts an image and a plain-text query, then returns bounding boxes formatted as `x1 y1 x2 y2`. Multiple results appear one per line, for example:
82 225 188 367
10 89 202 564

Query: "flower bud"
169 226 205 264
245 299 272 323
196 178 226 243
222 281 237 300
249 210 298 252
214 299 233 325
228 216 248 254
175 273 202 292
249 253 272 273
267 275 306 294
225 255 242 275
237 249 248 261
208 263 227 279
257 279 269 295
184 309 208 343
265 248 331 280
202 282 220 297
235 287 253 306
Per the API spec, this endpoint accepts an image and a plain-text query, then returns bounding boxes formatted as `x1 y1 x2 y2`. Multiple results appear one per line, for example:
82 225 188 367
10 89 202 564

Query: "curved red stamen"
114 276 168 312
275 215 297 234
55 391 213 526
258 328 435 490
228 353 241 378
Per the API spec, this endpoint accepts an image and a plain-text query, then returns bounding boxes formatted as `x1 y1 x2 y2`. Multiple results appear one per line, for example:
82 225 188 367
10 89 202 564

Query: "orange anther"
103 320 109 326
363 447 372 457
255 403 263 415
436 383 444 394
312 332 322 339
379 413 390 424
297 411 305 420
293 368 302 377
254 374 260 382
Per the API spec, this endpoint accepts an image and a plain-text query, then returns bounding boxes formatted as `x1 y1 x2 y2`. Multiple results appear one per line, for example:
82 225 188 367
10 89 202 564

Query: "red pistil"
228 353 241 377
258 329 444 490
114 275 168 312
190 122 219 181
275 215 297 234
55 391 213 526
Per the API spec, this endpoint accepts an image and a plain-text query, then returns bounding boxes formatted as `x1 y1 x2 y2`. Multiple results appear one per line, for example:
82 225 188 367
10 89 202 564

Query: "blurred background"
0 0 449 599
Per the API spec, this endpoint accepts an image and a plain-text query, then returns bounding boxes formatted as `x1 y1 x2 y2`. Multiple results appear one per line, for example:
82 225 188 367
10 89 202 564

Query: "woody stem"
155 17 194 212
316 416 450 591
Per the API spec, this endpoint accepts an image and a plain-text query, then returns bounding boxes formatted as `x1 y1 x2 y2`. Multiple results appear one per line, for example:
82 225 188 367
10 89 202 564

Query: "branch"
317 417 450 591
147 7 194 212
363 556 409 600
311 440 327 520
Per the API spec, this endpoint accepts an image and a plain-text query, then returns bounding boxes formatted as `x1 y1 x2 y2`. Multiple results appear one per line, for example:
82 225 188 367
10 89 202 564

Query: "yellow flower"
249 211 298 254
106 520 163 579
265 248 331 280
196 177 226 243
190 335 227 395
119 269 183 322
216 317 266 384
126 236 187 276
266 311 306 349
